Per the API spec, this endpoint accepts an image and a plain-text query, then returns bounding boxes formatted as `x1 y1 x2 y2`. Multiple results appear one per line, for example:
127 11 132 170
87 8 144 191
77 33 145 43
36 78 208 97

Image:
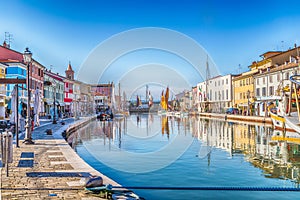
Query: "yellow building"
233 70 257 115
0 63 7 119
233 53 275 115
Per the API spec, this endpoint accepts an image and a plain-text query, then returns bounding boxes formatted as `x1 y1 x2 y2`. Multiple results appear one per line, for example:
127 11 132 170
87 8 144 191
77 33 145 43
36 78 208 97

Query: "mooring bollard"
46 129 52 135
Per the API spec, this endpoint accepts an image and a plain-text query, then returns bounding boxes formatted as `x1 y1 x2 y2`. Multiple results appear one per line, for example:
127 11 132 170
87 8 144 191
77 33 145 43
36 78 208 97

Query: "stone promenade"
0 117 120 199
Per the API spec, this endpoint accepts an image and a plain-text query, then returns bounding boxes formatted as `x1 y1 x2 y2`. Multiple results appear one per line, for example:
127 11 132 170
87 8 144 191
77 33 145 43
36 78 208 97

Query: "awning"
238 103 249 107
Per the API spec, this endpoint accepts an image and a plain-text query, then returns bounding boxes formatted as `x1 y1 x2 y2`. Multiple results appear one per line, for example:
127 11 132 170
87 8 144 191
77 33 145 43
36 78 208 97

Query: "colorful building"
0 63 6 119
44 69 65 116
64 62 75 115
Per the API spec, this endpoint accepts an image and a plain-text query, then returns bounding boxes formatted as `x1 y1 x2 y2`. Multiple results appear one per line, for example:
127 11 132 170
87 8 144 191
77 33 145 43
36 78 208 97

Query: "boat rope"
110 185 300 192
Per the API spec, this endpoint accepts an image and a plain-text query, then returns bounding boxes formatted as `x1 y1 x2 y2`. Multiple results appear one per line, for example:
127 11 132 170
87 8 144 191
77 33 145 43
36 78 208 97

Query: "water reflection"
71 114 300 185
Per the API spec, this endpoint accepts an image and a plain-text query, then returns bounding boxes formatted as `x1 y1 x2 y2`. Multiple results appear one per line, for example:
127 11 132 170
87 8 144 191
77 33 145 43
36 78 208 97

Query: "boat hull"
269 112 296 132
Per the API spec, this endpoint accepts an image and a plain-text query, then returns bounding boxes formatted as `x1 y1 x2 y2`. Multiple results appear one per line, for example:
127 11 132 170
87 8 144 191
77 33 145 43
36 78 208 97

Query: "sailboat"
129 85 153 113
114 82 125 119
158 87 169 115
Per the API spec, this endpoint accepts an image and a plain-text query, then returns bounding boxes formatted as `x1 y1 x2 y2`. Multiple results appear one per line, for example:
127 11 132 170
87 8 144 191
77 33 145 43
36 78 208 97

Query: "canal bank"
0 117 122 200
197 112 273 124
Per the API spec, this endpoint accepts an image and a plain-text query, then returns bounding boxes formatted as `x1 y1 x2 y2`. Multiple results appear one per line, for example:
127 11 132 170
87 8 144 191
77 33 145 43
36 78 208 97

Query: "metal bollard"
2 132 13 164
2 131 13 177
0 130 3 167
3 131 13 164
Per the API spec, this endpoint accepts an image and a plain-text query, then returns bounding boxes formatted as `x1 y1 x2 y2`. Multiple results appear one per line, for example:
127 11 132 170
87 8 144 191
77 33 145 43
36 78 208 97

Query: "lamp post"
23 47 34 144
247 90 250 116
52 80 57 124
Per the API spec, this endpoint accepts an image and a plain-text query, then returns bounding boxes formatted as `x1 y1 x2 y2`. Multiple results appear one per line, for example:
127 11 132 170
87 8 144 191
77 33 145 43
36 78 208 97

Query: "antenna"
206 55 210 81
237 64 242 74
4 32 13 48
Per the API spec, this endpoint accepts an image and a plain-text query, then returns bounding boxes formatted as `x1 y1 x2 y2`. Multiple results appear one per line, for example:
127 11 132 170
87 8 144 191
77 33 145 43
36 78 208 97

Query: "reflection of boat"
96 105 114 121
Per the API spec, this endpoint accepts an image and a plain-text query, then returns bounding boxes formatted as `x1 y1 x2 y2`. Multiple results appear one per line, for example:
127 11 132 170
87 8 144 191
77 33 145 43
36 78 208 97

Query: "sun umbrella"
34 88 42 126
10 85 17 124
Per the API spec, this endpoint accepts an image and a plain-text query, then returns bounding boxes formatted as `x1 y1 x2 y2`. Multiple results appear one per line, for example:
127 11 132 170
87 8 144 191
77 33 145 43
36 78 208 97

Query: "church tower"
65 61 74 80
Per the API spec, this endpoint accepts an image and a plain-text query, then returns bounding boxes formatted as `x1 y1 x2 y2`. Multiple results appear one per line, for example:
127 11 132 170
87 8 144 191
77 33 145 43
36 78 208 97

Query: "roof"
44 70 65 82
259 51 282 59
66 61 74 72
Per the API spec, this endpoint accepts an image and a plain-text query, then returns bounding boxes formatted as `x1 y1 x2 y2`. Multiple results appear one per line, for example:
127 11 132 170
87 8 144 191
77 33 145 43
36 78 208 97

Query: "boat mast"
146 85 149 103
118 82 121 111
205 55 210 110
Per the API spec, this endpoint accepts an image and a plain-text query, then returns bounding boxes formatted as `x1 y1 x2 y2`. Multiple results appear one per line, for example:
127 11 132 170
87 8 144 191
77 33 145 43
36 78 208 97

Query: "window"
222 90 224 100
262 87 266 96
263 77 265 84
257 78 259 85
218 81 220 86
226 89 228 100
222 80 224 85
243 80 245 86
277 73 280 81
215 81 216 86
240 80 242 86
226 79 228 84
240 93 242 100
215 91 217 101
246 78 249 85
269 86 274 96
269 75 273 83
285 72 289 80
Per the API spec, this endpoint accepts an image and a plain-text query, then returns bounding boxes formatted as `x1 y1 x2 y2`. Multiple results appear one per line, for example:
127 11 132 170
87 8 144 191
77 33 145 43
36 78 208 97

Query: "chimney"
3 41 8 48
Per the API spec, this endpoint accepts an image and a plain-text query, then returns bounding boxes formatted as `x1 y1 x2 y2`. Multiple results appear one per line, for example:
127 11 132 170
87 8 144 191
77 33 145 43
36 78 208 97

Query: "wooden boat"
129 104 150 113
269 110 296 132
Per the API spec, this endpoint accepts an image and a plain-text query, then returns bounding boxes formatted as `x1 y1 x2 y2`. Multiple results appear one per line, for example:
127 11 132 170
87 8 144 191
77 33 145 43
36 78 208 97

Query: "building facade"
44 70 65 117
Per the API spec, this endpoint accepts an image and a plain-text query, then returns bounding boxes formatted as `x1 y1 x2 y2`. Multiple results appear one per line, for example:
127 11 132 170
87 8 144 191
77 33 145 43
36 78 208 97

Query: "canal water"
70 114 300 199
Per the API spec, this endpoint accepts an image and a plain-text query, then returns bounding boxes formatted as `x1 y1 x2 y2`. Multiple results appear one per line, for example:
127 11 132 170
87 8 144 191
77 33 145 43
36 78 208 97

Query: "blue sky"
1 0 300 88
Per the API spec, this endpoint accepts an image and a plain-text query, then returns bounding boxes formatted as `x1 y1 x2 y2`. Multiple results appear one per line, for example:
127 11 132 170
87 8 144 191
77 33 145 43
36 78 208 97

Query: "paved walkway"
0 117 119 199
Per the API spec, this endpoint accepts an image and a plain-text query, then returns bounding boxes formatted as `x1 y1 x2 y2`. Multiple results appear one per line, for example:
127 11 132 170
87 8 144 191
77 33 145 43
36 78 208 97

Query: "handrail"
290 74 300 85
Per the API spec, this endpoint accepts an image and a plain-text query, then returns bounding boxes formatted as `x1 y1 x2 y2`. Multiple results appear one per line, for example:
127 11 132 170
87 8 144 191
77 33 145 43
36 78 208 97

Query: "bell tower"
65 61 74 80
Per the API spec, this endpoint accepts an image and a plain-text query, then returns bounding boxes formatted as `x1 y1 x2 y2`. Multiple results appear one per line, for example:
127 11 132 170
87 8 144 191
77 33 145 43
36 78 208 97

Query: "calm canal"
70 114 300 199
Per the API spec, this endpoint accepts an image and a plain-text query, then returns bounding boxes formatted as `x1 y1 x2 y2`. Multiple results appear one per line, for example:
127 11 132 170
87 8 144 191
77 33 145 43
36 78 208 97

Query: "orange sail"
161 90 165 109
164 87 169 110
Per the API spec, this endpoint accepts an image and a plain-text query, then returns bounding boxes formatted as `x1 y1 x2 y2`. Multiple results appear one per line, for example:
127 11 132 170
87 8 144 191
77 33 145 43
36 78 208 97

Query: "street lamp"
247 90 250 116
23 47 34 144
52 80 57 124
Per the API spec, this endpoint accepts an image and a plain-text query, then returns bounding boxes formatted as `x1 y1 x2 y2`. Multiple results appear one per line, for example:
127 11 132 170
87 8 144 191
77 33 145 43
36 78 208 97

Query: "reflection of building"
191 117 233 156
232 124 256 155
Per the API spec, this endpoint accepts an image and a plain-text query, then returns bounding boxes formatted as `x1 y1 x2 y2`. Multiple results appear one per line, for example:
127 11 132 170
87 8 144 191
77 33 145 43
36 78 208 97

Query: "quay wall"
197 113 273 125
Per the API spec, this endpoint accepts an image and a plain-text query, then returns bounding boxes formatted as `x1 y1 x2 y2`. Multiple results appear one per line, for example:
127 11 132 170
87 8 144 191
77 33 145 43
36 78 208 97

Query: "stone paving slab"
0 118 120 199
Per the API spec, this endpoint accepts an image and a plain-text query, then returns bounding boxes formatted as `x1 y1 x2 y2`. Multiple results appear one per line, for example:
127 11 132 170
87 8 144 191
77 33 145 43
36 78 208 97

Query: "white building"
200 74 233 113
254 47 300 116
